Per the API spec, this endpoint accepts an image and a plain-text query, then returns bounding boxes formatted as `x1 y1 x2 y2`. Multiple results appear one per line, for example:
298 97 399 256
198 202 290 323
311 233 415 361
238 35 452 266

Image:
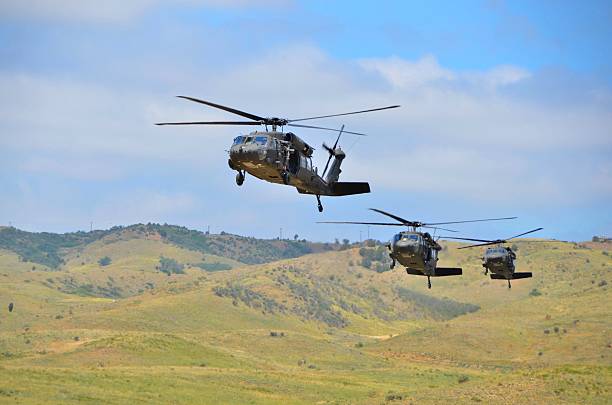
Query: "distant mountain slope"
0 224 335 269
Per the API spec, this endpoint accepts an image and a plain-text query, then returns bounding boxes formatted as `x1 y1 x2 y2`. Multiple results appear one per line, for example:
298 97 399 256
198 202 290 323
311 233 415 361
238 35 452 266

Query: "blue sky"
0 0 610 242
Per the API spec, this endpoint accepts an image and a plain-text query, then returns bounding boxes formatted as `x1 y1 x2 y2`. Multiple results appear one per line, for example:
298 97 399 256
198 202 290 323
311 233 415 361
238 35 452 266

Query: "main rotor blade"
457 241 501 249
287 123 367 136
440 236 494 243
422 226 458 233
505 227 543 241
425 216 517 226
176 96 265 122
289 105 400 122
155 121 261 126
369 208 412 226
317 221 405 226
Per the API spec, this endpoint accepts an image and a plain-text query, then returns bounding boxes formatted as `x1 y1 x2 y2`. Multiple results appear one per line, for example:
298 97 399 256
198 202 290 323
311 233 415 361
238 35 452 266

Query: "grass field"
0 227 610 404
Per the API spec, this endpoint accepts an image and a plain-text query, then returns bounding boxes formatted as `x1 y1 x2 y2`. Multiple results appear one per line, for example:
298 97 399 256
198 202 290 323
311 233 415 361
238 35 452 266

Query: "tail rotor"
322 125 344 179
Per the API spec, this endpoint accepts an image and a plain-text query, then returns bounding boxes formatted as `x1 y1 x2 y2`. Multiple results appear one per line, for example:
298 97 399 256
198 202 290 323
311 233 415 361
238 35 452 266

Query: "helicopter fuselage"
482 246 515 275
388 231 462 288
228 130 369 199
389 231 440 276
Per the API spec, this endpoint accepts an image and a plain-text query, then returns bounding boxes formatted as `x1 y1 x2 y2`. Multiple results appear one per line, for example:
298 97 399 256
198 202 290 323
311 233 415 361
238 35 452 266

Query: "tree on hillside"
98 256 111 266
158 256 185 275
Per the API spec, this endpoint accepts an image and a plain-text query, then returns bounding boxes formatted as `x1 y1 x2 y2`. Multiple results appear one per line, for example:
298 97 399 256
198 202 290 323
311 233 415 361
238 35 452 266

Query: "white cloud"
1 42 610 234
360 55 456 88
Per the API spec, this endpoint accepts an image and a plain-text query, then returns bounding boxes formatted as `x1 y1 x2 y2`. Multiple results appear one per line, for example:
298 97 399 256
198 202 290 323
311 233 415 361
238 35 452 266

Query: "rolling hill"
0 225 609 404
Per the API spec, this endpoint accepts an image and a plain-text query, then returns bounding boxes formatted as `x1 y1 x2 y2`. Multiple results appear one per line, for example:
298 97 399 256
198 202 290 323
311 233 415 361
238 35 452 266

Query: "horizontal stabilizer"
490 272 532 280
406 268 424 276
434 267 463 277
330 182 370 196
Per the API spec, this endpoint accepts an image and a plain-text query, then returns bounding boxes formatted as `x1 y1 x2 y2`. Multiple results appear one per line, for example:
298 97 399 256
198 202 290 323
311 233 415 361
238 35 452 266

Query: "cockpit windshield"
254 136 268 145
401 234 420 241
233 136 244 145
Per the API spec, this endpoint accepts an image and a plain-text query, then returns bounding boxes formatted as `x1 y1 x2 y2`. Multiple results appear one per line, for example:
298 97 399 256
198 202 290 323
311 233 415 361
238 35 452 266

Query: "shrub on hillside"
194 262 232 272
157 256 185 275
529 288 542 297
213 283 285 314
98 256 112 266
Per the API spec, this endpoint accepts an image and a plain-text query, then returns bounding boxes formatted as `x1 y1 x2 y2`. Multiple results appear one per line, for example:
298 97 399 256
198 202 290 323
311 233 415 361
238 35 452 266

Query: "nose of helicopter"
230 145 263 164
393 240 420 256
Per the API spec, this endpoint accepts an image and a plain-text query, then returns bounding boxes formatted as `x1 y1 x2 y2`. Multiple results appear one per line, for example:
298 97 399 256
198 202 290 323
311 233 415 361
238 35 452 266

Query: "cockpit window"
254 136 268 145
244 136 254 143
233 136 244 145
401 234 419 241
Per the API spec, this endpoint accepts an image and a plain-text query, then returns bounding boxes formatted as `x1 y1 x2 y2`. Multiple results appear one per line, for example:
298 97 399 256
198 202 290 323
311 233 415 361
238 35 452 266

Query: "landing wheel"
390 258 395 269
316 195 323 212
235 171 245 186
427 276 431 289
507 280 512 289
281 171 290 185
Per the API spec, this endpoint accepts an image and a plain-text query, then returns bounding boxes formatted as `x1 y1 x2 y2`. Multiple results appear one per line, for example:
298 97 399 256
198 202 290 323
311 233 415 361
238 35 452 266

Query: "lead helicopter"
156 96 399 212
319 208 517 289
441 228 543 288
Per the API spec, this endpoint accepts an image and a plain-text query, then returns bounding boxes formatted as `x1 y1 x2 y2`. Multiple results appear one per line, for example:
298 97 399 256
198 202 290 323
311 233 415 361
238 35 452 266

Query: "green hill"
0 227 609 404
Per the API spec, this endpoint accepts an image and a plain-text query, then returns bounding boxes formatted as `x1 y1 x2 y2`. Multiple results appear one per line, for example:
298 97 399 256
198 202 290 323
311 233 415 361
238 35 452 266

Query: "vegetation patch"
0 227 114 268
359 245 392 273
213 283 286 314
194 262 233 272
394 287 480 320
157 256 185 275
276 270 348 328
98 256 112 266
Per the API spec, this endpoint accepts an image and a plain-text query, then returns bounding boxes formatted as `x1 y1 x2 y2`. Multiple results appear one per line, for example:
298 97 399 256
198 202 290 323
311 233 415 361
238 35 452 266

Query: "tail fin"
325 149 346 183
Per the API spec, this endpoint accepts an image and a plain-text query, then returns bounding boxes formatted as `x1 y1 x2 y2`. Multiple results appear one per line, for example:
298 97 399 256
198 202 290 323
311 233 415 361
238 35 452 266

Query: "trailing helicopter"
319 208 517 289
442 228 543 289
156 96 399 212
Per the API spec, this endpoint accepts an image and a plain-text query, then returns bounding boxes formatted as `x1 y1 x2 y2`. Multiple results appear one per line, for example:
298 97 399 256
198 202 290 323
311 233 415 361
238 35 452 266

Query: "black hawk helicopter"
156 96 399 212
319 208 516 289
442 228 543 289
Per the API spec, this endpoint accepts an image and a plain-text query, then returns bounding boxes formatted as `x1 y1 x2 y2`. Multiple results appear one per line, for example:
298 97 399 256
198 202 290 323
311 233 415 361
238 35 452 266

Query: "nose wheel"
316 195 323 212
427 276 431 289
507 279 512 289
235 171 245 186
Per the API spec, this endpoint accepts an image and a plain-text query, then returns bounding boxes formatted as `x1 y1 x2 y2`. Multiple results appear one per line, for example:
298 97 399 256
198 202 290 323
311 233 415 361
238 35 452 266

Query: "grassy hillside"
0 230 609 404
